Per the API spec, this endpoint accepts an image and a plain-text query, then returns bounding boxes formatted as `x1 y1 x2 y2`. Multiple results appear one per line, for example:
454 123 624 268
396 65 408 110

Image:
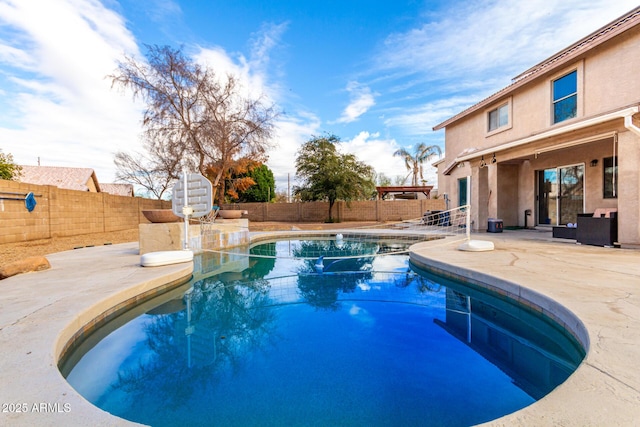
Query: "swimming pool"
63 238 585 426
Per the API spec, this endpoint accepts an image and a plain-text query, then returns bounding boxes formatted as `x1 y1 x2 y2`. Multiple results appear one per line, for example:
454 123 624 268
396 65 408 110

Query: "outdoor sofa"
552 209 618 247
576 209 618 247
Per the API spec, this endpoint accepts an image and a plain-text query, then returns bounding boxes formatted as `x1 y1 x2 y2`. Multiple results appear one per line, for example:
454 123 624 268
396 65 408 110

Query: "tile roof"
18 166 101 192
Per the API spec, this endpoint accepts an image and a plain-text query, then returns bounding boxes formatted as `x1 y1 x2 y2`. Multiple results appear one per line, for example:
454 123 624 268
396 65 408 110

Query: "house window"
488 104 509 132
552 70 577 123
603 156 618 198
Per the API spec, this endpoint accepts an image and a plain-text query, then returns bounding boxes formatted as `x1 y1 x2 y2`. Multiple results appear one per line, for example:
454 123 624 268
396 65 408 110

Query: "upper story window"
552 70 577 124
488 103 509 132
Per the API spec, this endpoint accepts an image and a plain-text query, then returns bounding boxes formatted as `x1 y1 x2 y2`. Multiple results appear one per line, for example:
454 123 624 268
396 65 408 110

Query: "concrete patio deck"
410 230 640 426
0 230 638 426
0 243 192 426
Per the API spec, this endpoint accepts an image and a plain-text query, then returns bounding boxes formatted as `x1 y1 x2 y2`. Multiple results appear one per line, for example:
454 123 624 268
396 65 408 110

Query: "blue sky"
0 0 637 193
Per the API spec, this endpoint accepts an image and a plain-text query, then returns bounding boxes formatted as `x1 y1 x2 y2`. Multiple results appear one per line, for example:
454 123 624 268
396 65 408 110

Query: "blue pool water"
64 239 584 426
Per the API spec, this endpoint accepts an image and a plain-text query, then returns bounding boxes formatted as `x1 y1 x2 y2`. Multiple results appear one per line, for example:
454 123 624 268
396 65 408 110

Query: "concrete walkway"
0 230 638 426
0 243 192 426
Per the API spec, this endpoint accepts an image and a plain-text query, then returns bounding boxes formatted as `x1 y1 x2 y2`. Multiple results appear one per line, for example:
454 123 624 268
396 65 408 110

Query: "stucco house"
434 7 640 248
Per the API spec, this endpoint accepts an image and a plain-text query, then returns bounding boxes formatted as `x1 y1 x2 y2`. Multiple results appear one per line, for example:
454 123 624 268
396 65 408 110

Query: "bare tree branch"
113 151 175 199
110 45 279 204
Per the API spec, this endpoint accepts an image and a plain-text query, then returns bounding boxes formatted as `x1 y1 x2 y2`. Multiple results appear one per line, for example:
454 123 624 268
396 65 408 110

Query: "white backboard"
171 173 213 218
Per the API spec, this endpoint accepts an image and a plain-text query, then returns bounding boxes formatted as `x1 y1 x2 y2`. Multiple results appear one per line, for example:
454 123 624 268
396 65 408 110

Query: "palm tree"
393 143 442 186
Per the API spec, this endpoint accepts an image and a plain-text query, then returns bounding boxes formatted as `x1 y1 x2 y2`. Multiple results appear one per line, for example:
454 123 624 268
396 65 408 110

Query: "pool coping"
409 233 640 426
0 231 639 426
0 243 193 426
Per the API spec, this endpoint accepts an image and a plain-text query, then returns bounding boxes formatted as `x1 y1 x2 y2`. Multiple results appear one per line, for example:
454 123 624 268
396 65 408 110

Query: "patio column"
481 164 499 217
496 163 519 227
471 165 491 231
617 129 640 248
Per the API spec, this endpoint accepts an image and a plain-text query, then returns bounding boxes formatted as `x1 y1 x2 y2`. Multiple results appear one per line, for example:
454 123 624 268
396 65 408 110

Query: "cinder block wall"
1 178 447 244
49 187 105 237
0 180 170 244
223 199 446 223
0 180 51 243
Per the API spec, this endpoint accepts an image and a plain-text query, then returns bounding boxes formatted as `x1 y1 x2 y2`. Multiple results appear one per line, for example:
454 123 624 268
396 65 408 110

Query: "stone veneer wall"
0 179 170 244
139 220 250 255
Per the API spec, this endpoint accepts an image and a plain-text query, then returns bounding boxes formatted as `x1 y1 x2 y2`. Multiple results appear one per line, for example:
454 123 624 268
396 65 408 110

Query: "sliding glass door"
558 165 584 224
537 169 557 225
537 164 584 225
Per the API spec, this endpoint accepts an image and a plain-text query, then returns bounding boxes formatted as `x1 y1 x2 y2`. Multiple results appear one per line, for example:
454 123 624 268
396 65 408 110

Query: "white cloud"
0 1 291 185
195 21 288 103
0 0 142 182
382 96 478 135
249 21 288 73
194 46 265 101
380 0 639 80
369 0 640 140
145 0 183 23
268 125 439 195
339 131 441 186
335 81 376 124
267 112 321 194
1 0 635 190
194 22 307 196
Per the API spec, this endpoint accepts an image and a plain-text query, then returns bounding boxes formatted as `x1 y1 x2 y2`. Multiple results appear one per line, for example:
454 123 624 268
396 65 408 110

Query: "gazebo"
376 185 433 200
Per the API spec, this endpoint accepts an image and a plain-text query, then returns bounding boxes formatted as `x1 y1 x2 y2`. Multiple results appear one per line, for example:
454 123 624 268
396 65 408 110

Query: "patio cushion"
593 208 617 218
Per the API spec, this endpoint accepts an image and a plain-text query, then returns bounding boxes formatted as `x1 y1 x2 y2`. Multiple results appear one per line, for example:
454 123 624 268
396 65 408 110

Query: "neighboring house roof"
433 6 640 131
18 165 101 192
100 183 134 197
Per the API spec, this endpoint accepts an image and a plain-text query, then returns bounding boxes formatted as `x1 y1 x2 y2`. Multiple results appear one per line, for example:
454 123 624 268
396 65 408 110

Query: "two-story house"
434 7 640 248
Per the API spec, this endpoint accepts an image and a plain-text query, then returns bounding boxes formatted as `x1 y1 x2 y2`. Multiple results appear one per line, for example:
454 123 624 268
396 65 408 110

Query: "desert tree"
394 175 408 186
0 150 21 180
273 190 289 203
110 45 278 204
294 134 375 222
206 157 260 202
113 150 177 199
376 172 393 187
225 163 275 203
393 142 442 186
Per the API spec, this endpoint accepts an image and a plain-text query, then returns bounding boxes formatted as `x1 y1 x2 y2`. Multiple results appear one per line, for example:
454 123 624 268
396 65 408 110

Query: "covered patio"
443 107 640 248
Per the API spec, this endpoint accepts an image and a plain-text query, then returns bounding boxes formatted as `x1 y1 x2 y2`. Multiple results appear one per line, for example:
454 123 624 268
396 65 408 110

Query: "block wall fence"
222 198 446 223
0 180 171 244
1 179 446 244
